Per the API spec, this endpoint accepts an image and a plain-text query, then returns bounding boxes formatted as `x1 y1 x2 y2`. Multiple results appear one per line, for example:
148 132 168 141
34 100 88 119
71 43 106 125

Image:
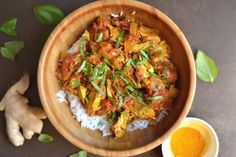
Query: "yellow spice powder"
170 127 204 157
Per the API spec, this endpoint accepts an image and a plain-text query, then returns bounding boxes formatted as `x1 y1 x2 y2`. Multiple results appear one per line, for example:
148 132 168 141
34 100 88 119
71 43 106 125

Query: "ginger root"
0 73 47 146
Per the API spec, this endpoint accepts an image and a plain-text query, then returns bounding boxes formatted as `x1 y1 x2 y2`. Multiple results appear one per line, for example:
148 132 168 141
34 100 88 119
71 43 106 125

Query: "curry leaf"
33 5 64 25
38 133 53 143
0 18 17 36
69 150 87 157
196 50 218 83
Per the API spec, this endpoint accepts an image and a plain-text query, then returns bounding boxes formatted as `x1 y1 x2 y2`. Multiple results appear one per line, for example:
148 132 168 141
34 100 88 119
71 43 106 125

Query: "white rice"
56 90 67 103
56 90 149 136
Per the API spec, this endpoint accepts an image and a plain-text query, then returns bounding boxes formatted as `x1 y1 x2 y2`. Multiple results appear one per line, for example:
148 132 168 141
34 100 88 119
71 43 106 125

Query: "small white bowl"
162 117 219 157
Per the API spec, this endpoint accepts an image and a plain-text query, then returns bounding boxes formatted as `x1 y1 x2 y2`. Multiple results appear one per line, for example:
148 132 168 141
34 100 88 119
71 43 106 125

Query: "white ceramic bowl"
162 117 219 157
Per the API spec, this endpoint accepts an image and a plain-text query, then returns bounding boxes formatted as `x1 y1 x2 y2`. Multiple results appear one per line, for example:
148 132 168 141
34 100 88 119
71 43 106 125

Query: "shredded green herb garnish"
115 30 125 48
147 96 163 100
76 60 87 73
114 84 125 96
140 50 150 60
96 32 103 43
118 96 123 108
79 38 85 56
91 81 104 95
125 58 136 68
90 67 99 81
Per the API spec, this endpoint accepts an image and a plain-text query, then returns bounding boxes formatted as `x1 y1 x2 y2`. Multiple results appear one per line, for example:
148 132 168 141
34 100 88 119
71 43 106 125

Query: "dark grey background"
0 0 235 156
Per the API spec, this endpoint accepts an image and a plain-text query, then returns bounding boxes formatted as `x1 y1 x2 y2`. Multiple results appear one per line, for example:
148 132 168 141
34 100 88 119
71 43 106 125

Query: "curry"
55 14 178 138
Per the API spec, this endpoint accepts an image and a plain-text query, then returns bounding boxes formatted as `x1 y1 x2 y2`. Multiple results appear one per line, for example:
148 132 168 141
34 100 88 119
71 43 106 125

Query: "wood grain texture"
37 0 196 156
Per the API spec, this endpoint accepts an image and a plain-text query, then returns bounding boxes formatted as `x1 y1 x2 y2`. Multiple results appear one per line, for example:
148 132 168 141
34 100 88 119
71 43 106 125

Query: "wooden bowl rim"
37 0 196 156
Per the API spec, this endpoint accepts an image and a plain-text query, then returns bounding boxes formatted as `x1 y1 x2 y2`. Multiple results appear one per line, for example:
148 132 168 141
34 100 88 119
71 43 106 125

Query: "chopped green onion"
96 32 103 43
147 96 163 100
69 78 80 88
115 30 125 48
126 84 135 92
125 58 136 68
114 84 125 96
90 67 99 81
91 81 104 95
119 75 129 84
76 60 87 73
140 50 150 60
118 96 123 108
79 38 85 56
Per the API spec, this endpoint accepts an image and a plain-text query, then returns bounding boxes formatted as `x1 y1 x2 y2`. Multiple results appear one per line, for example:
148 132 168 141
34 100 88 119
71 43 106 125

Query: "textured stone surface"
0 0 235 156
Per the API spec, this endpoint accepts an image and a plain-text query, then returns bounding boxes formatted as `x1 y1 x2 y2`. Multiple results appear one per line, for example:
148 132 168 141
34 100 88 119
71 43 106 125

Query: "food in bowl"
55 13 178 138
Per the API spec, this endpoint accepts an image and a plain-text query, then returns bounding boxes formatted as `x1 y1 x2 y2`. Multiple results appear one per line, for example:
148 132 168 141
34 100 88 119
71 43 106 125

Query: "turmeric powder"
170 127 204 157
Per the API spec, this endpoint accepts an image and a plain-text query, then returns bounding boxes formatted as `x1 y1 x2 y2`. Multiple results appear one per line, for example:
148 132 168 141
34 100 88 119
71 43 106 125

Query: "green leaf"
196 50 218 83
96 32 103 43
69 150 87 157
0 47 15 61
33 5 64 25
4 41 25 54
38 133 53 143
146 96 163 100
76 60 87 74
91 81 104 95
0 41 25 61
0 18 17 36
115 30 125 48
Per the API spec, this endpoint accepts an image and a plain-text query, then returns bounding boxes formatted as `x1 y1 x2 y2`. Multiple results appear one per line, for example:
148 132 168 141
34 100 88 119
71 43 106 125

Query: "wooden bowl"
38 0 196 156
